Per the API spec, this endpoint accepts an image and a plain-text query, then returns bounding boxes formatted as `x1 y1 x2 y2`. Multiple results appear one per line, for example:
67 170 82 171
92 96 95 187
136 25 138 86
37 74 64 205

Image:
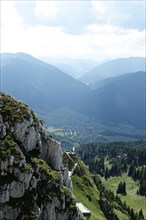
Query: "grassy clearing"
103 174 146 219
72 174 107 220
47 127 65 137
114 209 129 220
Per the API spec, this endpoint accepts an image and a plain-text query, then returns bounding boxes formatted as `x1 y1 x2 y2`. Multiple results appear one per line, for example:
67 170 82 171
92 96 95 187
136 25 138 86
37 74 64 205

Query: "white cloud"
1 1 145 61
91 0 145 31
13 0 96 34
1 1 23 28
35 1 57 19
91 1 106 13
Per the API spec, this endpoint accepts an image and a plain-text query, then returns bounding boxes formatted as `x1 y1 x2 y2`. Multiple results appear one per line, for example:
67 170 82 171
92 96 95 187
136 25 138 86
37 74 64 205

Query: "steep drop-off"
0 93 82 220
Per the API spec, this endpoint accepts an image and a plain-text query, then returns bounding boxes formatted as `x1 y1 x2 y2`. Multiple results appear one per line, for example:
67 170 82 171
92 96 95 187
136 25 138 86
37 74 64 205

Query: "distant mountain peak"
80 57 146 85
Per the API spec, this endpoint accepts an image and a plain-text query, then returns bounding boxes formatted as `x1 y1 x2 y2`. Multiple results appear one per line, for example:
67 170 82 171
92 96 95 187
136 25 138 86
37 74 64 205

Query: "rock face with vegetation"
0 93 82 220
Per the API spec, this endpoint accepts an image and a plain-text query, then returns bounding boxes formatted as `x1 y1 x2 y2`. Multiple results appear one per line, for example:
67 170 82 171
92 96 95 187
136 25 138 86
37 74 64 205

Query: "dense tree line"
77 140 146 196
128 164 146 196
79 140 146 167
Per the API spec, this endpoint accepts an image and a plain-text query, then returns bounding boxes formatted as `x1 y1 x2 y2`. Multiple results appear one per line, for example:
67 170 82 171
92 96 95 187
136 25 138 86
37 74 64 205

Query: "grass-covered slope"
103 174 146 219
77 141 146 220
63 152 106 220
63 152 132 220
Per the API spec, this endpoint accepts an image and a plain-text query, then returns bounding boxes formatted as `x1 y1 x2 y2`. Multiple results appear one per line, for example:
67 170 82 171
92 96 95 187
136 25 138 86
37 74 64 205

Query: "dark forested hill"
76 71 146 129
80 57 146 85
1 53 90 113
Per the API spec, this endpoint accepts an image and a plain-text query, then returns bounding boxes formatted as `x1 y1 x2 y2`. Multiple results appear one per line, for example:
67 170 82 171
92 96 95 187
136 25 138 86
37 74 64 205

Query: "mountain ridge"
1 52 145 134
1 53 90 113
80 57 146 85
75 71 146 129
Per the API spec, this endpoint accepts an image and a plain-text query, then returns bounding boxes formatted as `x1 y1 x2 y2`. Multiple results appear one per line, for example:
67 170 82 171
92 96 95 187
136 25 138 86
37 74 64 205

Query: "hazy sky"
1 0 145 61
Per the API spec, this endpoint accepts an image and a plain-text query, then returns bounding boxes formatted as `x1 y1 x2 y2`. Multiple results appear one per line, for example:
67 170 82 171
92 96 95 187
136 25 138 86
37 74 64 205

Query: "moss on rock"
31 157 60 182
0 135 17 160
0 93 30 123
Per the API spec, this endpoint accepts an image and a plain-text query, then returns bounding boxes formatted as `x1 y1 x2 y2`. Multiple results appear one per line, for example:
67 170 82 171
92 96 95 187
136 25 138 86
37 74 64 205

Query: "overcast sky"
1 0 145 61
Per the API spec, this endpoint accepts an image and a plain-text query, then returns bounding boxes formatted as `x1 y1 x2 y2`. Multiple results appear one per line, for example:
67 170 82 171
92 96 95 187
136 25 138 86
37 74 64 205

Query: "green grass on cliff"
72 174 106 220
31 157 60 181
69 154 106 220
0 135 17 160
72 173 130 220
70 155 132 220
1 93 29 123
0 93 38 124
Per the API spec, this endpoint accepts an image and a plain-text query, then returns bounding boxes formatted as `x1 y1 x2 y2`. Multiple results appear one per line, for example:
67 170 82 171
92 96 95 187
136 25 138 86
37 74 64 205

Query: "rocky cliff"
0 93 82 220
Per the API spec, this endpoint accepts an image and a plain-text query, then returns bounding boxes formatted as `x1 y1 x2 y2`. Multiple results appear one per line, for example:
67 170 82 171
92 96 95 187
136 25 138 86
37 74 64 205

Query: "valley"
46 121 145 151
0 52 146 220
0 92 146 220
1 1 146 220
1 53 145 133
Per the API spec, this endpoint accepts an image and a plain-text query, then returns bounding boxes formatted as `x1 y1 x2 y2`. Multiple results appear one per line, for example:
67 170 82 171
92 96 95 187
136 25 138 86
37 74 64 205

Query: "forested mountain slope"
76 71 146 129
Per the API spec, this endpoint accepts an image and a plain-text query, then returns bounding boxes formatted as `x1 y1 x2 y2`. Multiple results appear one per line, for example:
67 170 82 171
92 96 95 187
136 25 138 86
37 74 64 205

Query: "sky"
1 0 146 61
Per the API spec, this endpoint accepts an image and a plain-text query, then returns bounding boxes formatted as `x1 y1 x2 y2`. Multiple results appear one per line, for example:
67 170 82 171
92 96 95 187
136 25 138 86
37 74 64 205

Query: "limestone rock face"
0 93 62 171
63 167 73 191
0 93 82 220
0 115 6 137
0 185 9 203
9 181 25 198
0 206 20 220
13 112 63 172
46 139 63 171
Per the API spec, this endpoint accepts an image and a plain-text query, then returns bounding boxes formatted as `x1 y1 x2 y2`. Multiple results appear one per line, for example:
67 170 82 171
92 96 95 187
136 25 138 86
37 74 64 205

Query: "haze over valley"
1 1 146 220
1 52 145 144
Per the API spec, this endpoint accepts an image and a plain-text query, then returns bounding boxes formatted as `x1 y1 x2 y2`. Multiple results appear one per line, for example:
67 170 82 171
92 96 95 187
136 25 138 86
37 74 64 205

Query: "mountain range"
40 56 98 78
75 71 145 129
1 52 145 130
1 53 90 113
80 57 145 85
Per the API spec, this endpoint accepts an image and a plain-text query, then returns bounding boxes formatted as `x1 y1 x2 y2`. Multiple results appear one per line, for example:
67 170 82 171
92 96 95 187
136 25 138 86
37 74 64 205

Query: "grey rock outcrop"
9 181 25 198
0 94 62 171
63 167 73 191
0 93 82 220
12 114 62 172
45 139 63 171
0 185 9 203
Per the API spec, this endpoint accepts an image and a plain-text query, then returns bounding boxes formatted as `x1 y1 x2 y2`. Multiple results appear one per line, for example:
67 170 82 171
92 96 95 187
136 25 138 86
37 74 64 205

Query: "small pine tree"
116 181 127 195
138 209 144 220
137 189 139 195
139 180 146 196
105 167 109 180
130 208 135 220
128 163 135 177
